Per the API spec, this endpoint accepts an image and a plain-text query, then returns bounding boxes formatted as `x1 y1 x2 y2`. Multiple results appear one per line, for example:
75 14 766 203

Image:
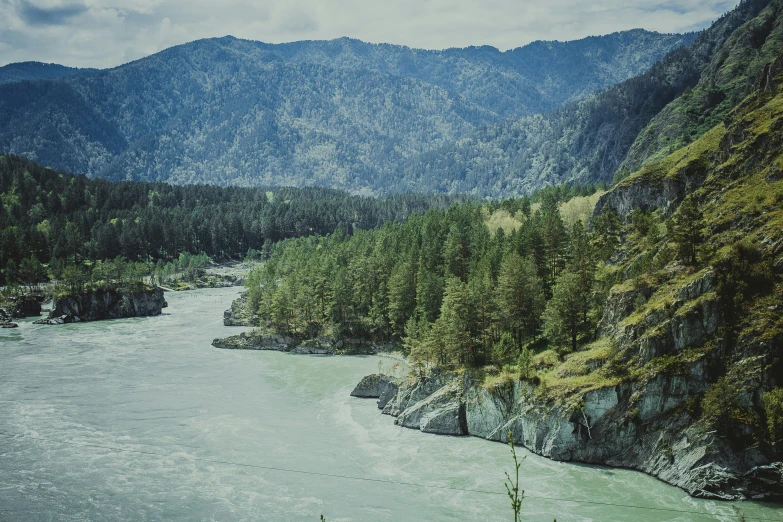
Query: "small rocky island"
34 286 167 325
1 295 43 328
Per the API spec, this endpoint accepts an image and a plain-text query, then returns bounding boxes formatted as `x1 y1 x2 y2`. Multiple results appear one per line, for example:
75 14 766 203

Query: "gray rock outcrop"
33 287 166 324
291 339 336 355
1 294 43 325
395 383 466 436
350 374 394 398
223 293 256 326
592 160 707 223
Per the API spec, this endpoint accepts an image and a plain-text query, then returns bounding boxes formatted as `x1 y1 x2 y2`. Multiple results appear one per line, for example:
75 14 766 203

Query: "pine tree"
542 271 586 353
542 202 568 288
591 210 621 262
443 223 470 281
567 221 595 324
669 196 704 265
387 258 417 336
496 253 545 346
469 259 497 359
415 265 444 323
436 277 473 366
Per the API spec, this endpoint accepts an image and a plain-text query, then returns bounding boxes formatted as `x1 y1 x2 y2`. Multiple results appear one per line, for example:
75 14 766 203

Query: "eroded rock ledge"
353 372 783 500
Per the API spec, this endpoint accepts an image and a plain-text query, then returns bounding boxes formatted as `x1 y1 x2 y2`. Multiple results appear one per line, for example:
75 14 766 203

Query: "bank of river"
0 288 779 521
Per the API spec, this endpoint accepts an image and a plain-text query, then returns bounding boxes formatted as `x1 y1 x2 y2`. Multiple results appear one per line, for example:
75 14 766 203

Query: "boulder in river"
350 374 394 398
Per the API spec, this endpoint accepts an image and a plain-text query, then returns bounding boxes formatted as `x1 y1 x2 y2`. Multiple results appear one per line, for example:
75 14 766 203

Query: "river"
1 288 780 521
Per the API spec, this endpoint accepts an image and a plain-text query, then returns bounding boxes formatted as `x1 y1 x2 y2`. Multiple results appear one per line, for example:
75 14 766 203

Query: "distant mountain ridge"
399 0 778 196
0 30 694 193
0 61 94 85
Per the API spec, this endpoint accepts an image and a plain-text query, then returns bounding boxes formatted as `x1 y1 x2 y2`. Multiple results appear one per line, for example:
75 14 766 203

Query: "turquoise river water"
1 288 781 521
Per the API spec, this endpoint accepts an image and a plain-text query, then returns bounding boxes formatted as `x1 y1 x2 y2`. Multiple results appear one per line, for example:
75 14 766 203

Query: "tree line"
0 154 466 286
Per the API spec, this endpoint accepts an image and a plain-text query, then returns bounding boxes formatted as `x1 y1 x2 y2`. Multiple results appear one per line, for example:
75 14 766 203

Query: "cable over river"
1 288 780 521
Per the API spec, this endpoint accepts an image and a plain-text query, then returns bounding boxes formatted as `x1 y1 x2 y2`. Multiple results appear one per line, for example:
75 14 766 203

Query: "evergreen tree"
542 271 586 353
469 259 497 360
415 265 444 323
567 221 596 324
443 223 470 281
387 258 417 337
436 277 474 366
669 196 704 265
591 210 622 262
496 253 545 346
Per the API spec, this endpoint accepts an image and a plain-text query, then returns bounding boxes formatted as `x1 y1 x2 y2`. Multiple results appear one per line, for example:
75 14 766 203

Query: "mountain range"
0 29 695 194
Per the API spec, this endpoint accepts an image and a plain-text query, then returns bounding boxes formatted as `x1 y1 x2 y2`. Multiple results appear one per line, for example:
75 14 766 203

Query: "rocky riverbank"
353 369 782 500
211 330 397 356
33 286 167 324
222 293 257 326
351 262 783 501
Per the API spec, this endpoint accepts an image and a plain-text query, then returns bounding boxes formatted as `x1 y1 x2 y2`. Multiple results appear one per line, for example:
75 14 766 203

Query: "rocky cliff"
352 62 783 500
34 286 167 324
354 265 780 499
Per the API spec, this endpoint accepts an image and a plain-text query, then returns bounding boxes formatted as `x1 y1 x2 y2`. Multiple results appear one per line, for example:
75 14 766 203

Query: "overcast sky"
0 0 739 68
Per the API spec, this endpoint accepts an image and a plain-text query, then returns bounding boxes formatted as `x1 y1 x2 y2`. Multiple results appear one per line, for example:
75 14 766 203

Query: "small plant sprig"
504 430 525 522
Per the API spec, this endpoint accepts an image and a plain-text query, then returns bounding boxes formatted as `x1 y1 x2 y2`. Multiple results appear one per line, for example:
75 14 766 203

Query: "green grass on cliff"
533 75 783 418
620 124 726 187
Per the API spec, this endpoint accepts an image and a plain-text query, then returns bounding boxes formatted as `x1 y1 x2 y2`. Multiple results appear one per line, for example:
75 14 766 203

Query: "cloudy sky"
0 0 739 68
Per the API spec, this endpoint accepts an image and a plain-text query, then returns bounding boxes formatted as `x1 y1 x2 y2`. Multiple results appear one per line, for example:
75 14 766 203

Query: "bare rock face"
377 380 399 410
592 161 707 223
350 374 394 398
395 383 466 436
33 287 166 325
597 285 653 338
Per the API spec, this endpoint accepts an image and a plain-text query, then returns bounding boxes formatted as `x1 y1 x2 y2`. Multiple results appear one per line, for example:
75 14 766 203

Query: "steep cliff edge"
34 286 167 324
352 60 783 500
356 264 780 499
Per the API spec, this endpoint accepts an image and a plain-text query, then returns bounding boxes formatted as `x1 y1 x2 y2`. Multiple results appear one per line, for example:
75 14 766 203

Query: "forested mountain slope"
0 31 692 192
620 0 783 172
235 44 783 499
400 0 775 196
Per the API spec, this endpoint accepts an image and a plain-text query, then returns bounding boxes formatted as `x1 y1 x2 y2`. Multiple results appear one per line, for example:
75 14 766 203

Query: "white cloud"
0 0 739 68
